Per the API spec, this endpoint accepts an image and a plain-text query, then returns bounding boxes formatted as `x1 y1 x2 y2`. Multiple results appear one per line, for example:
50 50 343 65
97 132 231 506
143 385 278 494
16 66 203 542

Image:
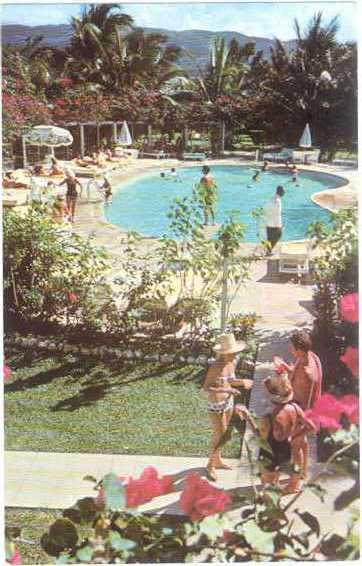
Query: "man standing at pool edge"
264 185 285 253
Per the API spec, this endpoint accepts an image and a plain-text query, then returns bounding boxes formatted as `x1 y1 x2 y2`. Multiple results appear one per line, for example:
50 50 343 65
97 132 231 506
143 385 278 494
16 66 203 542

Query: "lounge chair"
278 240 311 279
332 157 358 167
263 149 293 162
140 150 168 159
182 152 206 161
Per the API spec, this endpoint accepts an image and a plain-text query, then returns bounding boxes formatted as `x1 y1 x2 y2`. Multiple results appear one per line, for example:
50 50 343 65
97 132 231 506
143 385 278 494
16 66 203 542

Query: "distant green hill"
1 23 296 73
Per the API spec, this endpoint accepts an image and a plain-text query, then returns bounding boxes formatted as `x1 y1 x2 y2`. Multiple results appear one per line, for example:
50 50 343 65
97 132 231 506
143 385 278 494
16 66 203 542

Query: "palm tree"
246 12 356 154
66 4 133 85
66 6 185 92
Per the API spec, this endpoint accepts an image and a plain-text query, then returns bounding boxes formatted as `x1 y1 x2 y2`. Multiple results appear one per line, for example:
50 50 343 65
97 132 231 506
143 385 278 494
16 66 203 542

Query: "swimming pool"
104 165 346 242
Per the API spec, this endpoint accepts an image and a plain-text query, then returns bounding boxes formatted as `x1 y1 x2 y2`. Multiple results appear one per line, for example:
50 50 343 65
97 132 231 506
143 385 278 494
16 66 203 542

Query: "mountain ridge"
1 23 296 71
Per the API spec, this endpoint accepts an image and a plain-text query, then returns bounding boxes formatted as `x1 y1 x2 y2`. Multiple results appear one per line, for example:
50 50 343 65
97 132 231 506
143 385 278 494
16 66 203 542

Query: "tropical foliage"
2 8 357 154
2 48 52 143
308 208 358 410
3 205 109 330
5 414 359 564
244 13 357 155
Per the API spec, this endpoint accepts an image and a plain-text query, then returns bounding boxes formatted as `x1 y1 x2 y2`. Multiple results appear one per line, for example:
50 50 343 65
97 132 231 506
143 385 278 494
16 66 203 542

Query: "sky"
1 1 358 42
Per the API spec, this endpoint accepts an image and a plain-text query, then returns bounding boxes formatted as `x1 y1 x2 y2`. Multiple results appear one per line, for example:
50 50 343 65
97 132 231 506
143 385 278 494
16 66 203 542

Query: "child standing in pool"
291 164 300 185
197 165 218 225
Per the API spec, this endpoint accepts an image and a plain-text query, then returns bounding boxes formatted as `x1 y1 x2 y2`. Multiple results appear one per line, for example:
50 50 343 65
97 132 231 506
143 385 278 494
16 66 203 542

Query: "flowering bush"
32 458 360 563
5 540 21 565
125 467 173 507
3 206 116 334
340 292 359 324
3 364 12 381
51 90 114 124
340 346 359 378
305 393 359 431
179 473 231 521
309 209 358 396
2 51 52 143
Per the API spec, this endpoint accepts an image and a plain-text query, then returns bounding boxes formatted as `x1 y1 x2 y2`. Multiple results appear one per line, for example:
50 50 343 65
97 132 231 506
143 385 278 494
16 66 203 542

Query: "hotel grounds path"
5 159 357 537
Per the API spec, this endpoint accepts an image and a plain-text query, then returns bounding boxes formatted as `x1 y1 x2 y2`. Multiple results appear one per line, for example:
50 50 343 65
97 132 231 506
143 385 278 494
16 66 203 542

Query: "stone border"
4 332 256 371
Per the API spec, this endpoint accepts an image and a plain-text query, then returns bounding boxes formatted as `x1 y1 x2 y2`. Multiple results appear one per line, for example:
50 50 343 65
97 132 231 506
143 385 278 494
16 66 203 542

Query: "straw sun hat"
213 333 246 355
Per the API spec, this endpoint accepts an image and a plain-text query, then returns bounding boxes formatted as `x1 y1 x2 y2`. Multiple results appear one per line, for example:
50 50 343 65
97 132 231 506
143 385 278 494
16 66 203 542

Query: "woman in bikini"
203 333 253 481
58 170 82 223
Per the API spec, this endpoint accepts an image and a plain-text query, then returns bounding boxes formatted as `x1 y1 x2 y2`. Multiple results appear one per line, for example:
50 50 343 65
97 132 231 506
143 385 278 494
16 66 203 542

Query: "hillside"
1 23 295 72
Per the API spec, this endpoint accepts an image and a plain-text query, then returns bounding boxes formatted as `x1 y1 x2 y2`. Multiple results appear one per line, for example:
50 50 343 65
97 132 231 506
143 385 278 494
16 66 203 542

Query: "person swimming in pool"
161 167 181 181
246 170 260 187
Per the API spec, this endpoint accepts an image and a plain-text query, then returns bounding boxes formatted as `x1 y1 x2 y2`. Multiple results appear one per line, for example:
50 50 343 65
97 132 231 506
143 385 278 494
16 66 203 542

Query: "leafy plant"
308 208 358 395
3 205 109 331
35 430 360 564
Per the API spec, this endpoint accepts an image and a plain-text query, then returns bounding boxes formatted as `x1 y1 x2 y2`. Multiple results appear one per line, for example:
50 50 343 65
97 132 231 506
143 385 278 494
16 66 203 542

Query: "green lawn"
4 345 242 457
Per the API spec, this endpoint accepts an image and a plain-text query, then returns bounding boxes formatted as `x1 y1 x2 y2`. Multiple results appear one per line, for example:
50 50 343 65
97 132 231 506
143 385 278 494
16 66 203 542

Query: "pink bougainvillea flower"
340 346 359 377
340 293 359 324
179 473 231 521
305 410 342 432
95 486 105 507
339 394 359 424
125 467 173 508
306 392 360 431
4 364 12 381
10 548 21 565
68 292 77 304
305 393 345 432
314 393 344 419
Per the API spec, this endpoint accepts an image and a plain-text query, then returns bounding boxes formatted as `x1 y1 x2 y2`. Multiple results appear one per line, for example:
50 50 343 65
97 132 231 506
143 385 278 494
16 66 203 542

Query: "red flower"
4 364 12 381
125 467 173 508
68 292 77 304
305 393 345 431
179 473 231 521
340 346 358 377
306 392 359 431
10 548 21 565
340 293 358 324
59 77 73 87
339 394 359 424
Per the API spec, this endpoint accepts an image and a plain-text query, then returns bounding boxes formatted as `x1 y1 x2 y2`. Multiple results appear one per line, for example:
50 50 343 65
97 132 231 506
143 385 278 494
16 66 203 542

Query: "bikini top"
214 375 235 386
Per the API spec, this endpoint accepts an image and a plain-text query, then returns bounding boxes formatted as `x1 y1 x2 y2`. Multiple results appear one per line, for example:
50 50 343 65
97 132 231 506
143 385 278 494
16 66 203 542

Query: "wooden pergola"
21 120 152 165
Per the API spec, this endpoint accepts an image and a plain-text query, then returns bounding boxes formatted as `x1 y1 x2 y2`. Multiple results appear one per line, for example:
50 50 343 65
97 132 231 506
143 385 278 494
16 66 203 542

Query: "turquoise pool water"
105 165 345 242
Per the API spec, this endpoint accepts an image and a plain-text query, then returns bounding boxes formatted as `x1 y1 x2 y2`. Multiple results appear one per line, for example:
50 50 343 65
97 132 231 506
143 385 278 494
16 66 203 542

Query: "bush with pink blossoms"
35 461 360 563
179 473 231 521
306 393 359 432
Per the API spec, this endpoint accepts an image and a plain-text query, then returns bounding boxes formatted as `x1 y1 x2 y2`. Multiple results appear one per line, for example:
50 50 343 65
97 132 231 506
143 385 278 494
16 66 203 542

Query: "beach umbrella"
118 121 132 146
24 125 73 156
299 123 312 148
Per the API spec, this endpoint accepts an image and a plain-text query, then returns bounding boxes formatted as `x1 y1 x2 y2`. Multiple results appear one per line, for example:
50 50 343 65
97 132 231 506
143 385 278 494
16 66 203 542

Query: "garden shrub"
308 208 358 395
3 205 113 335
227 312 260 341
5 427 359 564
